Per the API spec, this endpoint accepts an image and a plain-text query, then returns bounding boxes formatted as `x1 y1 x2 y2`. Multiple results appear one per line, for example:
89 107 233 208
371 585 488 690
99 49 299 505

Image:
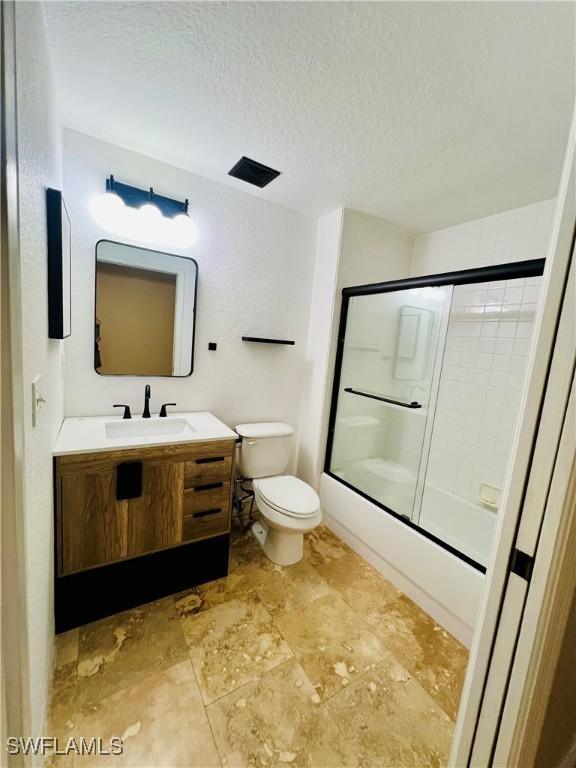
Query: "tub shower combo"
325 259 544 571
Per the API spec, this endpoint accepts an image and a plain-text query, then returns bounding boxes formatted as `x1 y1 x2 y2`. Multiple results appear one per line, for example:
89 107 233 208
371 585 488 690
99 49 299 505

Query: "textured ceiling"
43 1 574 233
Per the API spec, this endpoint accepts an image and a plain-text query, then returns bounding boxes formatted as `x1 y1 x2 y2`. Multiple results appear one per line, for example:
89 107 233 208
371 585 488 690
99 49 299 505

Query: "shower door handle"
343 387 422 409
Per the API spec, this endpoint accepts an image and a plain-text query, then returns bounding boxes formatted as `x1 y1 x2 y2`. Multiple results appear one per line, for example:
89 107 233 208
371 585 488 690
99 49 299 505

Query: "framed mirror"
95 240 198 376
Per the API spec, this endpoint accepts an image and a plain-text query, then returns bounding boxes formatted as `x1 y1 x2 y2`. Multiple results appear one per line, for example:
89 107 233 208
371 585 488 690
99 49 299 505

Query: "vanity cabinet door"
61 471 128 574
127 461 184 557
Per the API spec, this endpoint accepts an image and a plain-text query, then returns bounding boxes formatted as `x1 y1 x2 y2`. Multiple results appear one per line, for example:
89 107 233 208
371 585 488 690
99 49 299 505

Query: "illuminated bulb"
89 192 126 231
90 192 198 248
137 203 164 242
116 205 140 240
170 213 199 247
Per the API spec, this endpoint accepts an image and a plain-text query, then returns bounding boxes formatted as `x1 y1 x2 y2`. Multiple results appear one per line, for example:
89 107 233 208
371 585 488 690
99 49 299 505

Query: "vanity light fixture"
90 175 198 247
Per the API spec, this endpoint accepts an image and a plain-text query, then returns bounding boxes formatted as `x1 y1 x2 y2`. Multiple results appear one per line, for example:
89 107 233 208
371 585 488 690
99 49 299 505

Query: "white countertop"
53 411 238 456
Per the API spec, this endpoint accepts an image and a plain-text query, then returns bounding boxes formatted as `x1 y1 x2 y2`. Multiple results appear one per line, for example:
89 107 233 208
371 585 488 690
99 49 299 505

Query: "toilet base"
251 520 304 566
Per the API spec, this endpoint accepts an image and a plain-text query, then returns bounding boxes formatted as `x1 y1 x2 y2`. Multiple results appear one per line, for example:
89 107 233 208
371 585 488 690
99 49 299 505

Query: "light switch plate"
32 375 46 427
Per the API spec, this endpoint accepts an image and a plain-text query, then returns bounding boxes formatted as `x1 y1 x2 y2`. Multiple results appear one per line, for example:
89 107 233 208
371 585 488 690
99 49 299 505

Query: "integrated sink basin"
53 411 238 456
105 418 194 439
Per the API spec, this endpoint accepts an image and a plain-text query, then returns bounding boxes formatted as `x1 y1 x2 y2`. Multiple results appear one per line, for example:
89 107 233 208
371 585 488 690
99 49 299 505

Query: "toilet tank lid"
235 422 294 439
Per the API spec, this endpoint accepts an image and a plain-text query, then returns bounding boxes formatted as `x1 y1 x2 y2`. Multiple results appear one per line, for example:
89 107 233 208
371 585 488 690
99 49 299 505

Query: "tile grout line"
183 642 224 768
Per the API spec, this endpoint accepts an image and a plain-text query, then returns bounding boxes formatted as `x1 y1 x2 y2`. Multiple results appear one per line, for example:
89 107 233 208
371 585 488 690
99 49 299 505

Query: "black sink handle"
113 404 132 420
159 403 177 418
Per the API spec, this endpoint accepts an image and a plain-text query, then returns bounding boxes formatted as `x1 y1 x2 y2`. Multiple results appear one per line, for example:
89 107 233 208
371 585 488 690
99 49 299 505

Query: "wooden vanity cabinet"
60 470 128 574
55 439 236 576
127 461 184 558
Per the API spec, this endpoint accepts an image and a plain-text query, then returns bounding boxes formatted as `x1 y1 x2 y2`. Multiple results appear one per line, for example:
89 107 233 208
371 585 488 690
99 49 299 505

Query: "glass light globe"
137 203 164 243
89 192 125 232
116 205 140 240
170 213 199 247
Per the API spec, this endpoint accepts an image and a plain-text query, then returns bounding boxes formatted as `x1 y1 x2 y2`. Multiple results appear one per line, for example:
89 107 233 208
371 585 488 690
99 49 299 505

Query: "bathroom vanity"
53 412 237 631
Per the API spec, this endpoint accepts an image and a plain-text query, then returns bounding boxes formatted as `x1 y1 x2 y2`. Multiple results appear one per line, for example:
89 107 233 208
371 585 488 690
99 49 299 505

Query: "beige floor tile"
55 628 80 669
181 596 293 705
244 558 334 616
369 595 469 720
74 661 220 768
46 523 467 768
275 592 387 701
229 527 267 573
45 642 80 768
304 525 351 568
207 658 358 768
76 599 188 711
174 570 257 618
316 552 400 618
326 656 454 768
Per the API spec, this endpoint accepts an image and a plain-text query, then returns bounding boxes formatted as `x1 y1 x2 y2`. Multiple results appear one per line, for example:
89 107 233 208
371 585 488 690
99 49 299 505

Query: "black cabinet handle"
196 456 225 464
117 462 142 499
194 482 224 492
193 508 221 518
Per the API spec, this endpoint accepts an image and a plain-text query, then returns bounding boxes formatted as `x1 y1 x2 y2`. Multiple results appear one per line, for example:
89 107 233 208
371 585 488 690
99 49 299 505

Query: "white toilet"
235 422 322 565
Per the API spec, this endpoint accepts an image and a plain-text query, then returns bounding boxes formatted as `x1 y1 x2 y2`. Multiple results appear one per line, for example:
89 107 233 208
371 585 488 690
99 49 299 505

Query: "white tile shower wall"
425 276 542 504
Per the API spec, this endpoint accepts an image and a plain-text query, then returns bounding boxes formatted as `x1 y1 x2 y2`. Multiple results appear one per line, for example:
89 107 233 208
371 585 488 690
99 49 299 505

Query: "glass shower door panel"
418 276 543 566
328 286 451 520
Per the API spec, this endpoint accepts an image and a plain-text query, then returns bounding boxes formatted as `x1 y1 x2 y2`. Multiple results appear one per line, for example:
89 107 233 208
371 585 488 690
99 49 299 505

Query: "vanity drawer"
182 486 230 541
183 481 231 514
184 454 233 485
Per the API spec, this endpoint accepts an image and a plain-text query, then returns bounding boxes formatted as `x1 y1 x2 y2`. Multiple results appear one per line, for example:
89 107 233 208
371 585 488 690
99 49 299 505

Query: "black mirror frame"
94 238 199 378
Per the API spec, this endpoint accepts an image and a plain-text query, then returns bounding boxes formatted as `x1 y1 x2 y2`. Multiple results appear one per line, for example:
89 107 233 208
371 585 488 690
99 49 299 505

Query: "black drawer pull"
193 508 222 519
196 456 225 464
194 482 224 492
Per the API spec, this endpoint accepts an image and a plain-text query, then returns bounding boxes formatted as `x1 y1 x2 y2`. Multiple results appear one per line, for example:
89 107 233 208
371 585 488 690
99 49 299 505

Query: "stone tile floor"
46 524 468 767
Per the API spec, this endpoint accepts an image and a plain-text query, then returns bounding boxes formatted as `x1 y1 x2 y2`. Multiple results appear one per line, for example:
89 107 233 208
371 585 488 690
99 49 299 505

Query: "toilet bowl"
235 422 322 565
252 475 322 565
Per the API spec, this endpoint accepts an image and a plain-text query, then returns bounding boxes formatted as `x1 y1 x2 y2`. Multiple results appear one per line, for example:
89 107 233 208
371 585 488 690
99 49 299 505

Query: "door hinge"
509 548 535 583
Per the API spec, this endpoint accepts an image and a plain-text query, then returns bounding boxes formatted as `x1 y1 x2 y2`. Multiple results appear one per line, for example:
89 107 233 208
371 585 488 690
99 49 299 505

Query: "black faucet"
143 384 151 418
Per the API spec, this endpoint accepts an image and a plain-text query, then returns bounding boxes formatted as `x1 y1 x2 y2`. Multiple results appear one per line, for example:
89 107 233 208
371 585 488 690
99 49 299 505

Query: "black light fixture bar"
106 175 188 219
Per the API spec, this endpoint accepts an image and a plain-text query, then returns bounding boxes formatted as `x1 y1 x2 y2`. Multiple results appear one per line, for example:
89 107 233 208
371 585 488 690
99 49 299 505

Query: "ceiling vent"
228 157 281 188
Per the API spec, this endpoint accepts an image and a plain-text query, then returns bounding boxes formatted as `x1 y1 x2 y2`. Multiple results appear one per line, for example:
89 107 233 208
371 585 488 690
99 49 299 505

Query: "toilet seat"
253 475 320 518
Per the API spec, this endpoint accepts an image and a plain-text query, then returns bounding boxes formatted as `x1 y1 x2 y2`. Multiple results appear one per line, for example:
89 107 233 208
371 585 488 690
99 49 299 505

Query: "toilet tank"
235 422 294 479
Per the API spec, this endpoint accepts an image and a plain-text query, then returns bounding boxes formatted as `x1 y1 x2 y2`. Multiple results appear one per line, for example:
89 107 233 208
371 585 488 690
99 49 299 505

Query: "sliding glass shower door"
325 260 545 569
327 285 451 520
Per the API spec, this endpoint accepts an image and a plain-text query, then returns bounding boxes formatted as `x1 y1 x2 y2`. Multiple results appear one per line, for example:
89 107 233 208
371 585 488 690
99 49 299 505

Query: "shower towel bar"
344 387 422 409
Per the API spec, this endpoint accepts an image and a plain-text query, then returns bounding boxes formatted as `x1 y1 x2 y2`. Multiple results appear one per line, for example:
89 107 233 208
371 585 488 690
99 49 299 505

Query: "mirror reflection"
95 240 197 376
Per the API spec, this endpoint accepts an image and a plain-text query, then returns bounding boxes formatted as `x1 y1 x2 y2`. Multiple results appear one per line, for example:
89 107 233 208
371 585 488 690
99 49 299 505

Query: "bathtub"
320 472 485 646
335 457 417 520
419 483 496 568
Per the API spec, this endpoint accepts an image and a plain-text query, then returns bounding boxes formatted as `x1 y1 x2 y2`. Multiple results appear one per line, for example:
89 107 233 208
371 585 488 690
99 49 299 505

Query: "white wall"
411 199 556 276
338 209 414 289
62 130 316 437
14 1 64 742
296 208 343 486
